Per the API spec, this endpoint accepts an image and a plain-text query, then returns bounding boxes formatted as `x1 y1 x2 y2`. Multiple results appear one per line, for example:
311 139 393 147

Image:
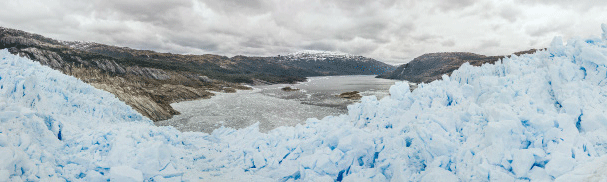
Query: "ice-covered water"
156 75 399 133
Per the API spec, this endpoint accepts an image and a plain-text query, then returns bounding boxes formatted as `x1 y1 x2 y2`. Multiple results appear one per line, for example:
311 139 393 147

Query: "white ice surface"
110 166 143 182
2 25 607 181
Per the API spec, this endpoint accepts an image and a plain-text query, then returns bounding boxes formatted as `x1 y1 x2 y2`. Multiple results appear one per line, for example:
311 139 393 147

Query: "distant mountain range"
0 27 395 121
277 51 395 75
378 49 543 83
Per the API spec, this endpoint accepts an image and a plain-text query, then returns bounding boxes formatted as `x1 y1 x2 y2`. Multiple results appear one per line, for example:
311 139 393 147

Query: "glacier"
2 24 607 181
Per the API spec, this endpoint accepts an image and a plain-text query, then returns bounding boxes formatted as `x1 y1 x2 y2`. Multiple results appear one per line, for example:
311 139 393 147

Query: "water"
156 75 400 133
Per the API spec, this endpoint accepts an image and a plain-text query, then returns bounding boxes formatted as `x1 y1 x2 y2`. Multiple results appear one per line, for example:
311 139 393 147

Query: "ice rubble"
2 25 607 181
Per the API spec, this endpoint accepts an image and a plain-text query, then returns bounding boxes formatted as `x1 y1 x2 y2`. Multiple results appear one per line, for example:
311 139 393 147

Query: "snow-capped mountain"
275 50 396 76
282 50 364 61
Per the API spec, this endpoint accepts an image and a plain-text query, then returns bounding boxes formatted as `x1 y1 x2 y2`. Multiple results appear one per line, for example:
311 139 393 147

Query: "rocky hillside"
0 27 395 121
378 49 543 83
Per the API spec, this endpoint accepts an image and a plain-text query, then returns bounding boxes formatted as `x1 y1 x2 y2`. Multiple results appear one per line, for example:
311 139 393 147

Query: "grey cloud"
339 36 381 55
201 0 271 14
526 23 569 37
441 40 456 47
515 0 607 10
340 44 378 55
498 5 521 23
97 0 191 17
240 37 267 49
412 34 441 42
91 0 194 29
433 0 477 12
167 34 220 51
332 0 397 17
334 21 390 43
0 0 605 64
479 40 500 49
304 42 338 52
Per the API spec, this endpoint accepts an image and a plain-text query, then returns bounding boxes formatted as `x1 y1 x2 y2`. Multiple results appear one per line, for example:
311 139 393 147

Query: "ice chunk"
0 133 7 147
388 81 410 100
157 163 183 178
420 167 458 182
545 152 575 178
580 46 607 66
555 156 607 182
511 149 535 177
0 170 9 182
253 152 267 168
550 36 566 57
110 166 143 182
84 170 106 182
528 167 552 181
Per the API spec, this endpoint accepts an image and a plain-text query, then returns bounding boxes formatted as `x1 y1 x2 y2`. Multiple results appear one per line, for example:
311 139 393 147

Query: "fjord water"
156 75 398 133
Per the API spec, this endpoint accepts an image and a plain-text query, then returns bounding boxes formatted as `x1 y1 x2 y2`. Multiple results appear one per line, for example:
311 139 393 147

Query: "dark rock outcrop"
378 49 544 83
337 91 362 100
281 87 300 92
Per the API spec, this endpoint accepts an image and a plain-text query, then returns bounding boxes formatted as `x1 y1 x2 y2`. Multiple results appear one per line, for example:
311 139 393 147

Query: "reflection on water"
156 75 400 133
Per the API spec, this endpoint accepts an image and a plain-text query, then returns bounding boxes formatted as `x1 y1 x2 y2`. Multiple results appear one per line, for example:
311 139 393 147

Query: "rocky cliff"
378 49 543 83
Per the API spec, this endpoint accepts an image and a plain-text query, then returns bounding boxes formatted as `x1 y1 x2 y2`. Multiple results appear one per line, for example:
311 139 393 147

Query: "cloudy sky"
1 0 606 64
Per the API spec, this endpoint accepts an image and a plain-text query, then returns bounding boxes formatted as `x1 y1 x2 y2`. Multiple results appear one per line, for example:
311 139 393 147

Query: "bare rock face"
59 64 226 121
126 66 170 80
378 49 544 84
337 91 362 100
281 87 300 92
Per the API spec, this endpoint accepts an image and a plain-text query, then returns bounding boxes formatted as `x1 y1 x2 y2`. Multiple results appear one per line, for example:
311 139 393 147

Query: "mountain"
277 51 395 75
0 27 395 121
378 49 542 83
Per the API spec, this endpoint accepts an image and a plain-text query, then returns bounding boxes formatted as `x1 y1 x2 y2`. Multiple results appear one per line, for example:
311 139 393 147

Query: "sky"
1 0 606 65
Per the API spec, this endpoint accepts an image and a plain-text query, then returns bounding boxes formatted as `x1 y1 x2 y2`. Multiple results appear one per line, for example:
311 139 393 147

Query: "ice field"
2 25 607 181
